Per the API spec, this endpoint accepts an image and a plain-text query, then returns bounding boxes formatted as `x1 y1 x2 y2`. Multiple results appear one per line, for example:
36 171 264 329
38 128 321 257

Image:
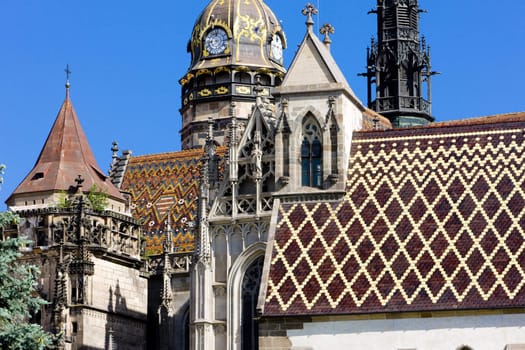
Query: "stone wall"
278 313 525 350
72 257 147 349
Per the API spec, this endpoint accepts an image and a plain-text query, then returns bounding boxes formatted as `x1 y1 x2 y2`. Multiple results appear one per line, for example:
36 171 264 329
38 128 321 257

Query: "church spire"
361 0 437 128
6 71 124 208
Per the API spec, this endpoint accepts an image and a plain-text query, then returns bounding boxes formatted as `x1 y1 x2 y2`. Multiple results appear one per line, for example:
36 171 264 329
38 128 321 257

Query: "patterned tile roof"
121 150 204 255
264 116 525 316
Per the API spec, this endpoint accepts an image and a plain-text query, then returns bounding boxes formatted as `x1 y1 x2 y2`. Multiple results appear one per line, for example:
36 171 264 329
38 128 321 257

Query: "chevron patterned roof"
264 114 525 316
121 150 203 255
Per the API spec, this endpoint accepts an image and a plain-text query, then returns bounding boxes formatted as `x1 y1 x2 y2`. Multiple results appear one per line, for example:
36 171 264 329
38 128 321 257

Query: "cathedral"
4 0 525 349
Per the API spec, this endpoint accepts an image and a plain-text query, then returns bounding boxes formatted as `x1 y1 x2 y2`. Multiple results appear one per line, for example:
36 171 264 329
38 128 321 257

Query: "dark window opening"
215 71 230 84
31 172 44 180
258 74 271 86
301 116 323 188
241 256 264 350
235 72 251 84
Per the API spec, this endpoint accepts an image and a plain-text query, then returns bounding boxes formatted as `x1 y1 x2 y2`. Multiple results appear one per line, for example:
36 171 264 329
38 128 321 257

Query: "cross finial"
65 64 71 88
75 174 84 187
74 174 85 194
302 3 318 31
320 23 335 49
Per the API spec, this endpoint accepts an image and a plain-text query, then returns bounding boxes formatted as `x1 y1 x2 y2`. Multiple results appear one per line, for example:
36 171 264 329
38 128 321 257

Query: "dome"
187 0 287 72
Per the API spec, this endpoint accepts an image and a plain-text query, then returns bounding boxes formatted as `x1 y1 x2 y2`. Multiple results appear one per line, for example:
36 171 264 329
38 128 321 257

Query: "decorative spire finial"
320 23 335 49
302 3 318 31
64 64 71 100
111 141 119 156
65 64 71 89
74 174 84 194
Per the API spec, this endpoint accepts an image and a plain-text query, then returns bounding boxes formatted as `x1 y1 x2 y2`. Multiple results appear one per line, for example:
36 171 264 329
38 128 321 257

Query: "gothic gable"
211 104 276 220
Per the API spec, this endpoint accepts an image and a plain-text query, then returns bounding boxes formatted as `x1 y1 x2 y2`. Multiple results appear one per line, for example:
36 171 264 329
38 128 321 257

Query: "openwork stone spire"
361 0 437 128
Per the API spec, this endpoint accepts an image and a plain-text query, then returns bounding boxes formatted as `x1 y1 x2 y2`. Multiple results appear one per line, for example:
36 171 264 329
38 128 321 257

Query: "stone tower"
179 0 287 149
5 82 147 350
362 0 436 127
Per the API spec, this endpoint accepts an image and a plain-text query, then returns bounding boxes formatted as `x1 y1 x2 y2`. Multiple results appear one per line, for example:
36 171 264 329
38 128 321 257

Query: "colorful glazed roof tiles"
263 116 525 316
121 150 203 254
121 148 227 255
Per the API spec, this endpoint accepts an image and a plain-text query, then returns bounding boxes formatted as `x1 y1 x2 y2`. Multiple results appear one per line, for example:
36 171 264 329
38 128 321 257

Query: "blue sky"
1 0 524 207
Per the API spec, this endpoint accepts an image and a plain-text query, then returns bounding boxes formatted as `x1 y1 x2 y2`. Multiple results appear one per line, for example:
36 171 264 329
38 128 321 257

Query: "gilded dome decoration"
180 0 288 149
187 0 287 72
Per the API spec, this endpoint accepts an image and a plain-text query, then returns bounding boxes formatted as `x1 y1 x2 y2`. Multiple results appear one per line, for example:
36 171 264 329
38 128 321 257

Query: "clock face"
205 28 228 55
271 34 283 61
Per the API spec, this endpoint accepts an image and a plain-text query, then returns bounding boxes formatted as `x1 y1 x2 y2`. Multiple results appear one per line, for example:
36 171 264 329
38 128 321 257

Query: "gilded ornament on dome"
198 89 213 97
215 86 229 95
214 66 230 74
196 69 212 77
235 86 251 95
236 15 266 43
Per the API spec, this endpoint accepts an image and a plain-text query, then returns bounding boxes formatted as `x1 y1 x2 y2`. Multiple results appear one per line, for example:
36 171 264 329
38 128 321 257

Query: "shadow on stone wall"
146 275 190 350
102 280 146 350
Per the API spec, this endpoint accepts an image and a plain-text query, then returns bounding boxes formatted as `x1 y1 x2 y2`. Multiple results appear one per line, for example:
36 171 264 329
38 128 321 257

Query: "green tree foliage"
87 184 109 211
0 238 52 349
56 190 72 209
0 165 53 349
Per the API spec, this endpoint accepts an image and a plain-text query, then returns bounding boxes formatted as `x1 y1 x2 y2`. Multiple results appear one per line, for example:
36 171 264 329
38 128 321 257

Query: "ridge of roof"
429 111 525 128
356 111 525 136
128 146 228 164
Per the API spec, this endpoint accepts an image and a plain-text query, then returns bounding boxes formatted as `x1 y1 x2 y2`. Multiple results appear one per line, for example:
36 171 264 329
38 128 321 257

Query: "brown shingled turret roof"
6 87 124 204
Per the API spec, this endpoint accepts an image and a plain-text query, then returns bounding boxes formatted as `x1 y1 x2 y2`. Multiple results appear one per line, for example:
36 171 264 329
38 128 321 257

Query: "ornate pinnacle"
302 3 318 31
320 23 335 48
111 141 119 163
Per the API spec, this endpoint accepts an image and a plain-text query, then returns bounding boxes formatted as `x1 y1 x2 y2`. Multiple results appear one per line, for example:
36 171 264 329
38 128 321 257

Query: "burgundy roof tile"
264 116 525 316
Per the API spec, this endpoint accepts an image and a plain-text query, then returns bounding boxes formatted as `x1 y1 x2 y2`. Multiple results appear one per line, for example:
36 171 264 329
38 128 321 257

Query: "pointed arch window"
241 256 264 350
301 116 323 187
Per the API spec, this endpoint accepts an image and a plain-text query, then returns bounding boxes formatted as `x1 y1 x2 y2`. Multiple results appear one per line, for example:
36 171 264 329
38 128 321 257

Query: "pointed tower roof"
6 85 124 205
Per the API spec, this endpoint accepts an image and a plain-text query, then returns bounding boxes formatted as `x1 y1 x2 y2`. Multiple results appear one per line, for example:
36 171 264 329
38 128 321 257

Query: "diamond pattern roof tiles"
264 118 525 316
